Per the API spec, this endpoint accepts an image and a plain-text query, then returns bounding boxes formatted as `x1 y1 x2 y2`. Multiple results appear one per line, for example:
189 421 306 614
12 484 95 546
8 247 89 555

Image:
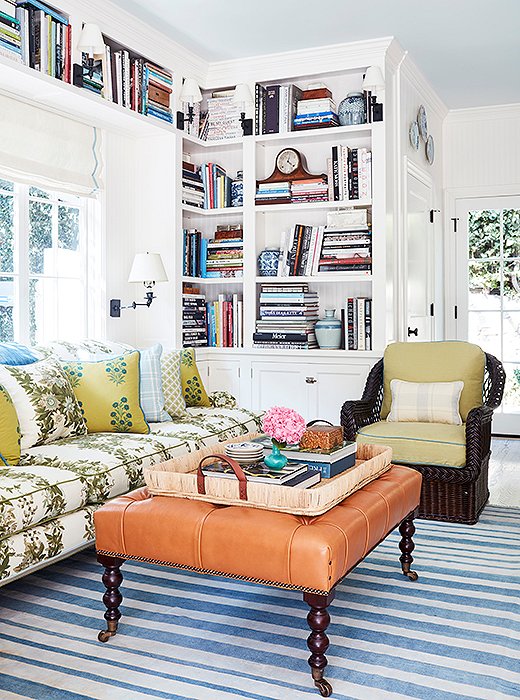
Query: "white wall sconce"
110 252 168 318
76 23 104 78
233 83 254 136
363 66 385 122
176 78 203 130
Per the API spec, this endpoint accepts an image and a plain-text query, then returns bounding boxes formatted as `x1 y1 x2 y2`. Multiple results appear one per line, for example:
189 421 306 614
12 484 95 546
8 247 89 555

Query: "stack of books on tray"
318 226 372 273
200 163 234 209
294 85 338 130
252 436 358 479
206 293 243 348
205 91 242 141
201 459 321 489
291 178 329 203
182 291 208 348
255 181 291 205
345 297 372 350
327 146 372 201
254 283 319 350
205 225 243 279
182 161 204 209
254 83 303 135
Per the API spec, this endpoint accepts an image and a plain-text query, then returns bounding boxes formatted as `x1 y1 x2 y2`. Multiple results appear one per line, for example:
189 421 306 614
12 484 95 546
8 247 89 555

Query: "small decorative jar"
258 247 280 276
314 309 342 349
338 92 366 126
231 170 243 207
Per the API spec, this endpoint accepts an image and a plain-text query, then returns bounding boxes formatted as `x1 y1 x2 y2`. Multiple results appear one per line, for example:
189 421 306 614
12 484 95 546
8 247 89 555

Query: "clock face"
276 149 300 175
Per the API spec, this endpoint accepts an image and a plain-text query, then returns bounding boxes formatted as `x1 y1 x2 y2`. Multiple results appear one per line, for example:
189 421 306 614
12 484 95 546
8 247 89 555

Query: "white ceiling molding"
446 103 520 123
400 55 448 120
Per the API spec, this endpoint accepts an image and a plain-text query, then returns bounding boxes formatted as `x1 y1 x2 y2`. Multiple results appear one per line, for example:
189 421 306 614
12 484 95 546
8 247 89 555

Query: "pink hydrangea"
262 406 306 445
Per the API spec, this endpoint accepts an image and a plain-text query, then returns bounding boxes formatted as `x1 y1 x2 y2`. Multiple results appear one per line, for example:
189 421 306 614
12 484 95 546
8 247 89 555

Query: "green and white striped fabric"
387 378 464 425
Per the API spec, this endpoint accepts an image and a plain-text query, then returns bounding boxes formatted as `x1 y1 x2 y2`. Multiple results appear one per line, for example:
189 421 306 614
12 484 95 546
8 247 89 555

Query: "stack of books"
141 62 173 123
206 293 243 348
9 0 72 78
291 178 329 203
252 436 357 479
200 163 234 209
254 283 319 349
328 146 372 201
201 458 320 489
254 83 302 135
294 86 338 130
345 297 372 350
277 224 325 277
205 92 242 141
205 225 243 279
183 228 204 277
182 161 204 209
182 291 208 348
318 227 372 273
255 182 291 205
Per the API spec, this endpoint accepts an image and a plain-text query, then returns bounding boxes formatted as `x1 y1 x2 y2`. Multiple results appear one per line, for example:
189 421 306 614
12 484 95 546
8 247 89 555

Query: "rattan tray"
145 434 392 516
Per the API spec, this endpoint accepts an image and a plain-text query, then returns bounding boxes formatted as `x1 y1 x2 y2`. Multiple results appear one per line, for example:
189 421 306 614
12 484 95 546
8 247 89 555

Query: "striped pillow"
387 379 464 425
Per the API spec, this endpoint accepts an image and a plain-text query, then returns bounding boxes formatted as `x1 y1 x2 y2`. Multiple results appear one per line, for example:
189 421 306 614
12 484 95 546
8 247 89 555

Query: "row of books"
183 225 244 279
182 291 208 347
294 86 339 130
344 297 372 350
254 83 339 135
328 146 372 201
197 89 242 141
255 177 328 205
254 283 318 350
206 293 243 348
181 160 204 208
0 0 72 80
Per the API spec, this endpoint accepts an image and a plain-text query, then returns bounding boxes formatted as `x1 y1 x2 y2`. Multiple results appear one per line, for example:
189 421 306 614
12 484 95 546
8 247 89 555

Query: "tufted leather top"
95 465 422 594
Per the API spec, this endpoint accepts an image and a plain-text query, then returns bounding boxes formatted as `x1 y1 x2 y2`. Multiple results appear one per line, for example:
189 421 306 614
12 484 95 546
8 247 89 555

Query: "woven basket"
145 437 392 516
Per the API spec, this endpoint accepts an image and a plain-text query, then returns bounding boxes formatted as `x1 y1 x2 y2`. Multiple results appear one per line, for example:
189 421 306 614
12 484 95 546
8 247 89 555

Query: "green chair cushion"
357 421 466 468
381 341 485 421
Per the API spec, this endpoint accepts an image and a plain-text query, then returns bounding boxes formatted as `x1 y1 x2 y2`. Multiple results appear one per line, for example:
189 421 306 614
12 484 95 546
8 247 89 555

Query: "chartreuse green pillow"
180 348 210 407
62 352 149 434
0 383 21 465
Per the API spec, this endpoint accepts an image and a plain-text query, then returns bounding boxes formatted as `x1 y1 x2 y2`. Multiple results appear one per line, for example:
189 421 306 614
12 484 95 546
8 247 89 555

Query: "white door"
405 163 435 341
251 362 309 419
455 196 520 435
205 359 241 404
309 363 374 424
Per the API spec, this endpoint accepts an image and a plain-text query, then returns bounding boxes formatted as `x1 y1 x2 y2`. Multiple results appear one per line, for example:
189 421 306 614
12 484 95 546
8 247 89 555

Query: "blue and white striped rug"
0 505 519 700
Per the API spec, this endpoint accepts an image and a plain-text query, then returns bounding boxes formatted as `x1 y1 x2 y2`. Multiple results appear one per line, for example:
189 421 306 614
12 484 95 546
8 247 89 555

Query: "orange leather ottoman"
95 465 422 697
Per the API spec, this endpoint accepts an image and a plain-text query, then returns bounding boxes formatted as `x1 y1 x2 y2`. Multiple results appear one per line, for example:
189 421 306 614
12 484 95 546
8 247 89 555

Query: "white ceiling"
111 0 520 109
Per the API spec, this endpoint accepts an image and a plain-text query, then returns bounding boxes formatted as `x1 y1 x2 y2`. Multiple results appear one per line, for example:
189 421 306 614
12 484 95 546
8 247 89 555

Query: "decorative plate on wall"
409 120 420 150
426 135 435 165
417 104 428 141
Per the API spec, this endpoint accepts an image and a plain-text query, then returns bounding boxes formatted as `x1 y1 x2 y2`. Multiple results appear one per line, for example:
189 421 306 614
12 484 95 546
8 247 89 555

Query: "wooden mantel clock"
257 148 326 185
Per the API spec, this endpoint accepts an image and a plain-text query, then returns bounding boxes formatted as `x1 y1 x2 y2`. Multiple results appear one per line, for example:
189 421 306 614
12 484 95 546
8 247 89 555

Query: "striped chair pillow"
387 379 464 425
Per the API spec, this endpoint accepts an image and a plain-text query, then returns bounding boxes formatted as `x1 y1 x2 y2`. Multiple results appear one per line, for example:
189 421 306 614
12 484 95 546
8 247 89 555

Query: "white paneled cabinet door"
308 363 374 424
251 362 310 420
205 360 242 404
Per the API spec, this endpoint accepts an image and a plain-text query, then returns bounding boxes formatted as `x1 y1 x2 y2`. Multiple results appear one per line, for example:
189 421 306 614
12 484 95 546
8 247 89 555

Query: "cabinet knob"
305 377 317 384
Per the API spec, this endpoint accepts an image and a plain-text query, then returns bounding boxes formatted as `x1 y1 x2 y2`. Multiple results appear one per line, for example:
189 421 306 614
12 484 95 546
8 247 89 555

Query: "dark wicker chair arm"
465 405 494 478
482 353 506 410
341 360 384 441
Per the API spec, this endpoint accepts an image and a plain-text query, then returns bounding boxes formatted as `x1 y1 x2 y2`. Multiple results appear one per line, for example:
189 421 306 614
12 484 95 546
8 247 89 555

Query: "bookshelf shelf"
183 276 243 285
255 199 372 214
181 132 244 150
255 275 372 284
182 205 244 217
255 123 374 146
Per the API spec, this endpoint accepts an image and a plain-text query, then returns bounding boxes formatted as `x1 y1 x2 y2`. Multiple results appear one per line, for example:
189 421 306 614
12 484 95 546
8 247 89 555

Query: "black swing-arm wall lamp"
110 252 168 318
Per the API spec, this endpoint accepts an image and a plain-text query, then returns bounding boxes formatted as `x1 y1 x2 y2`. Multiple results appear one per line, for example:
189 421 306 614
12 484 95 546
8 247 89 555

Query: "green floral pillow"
0 360 86 450
180 348 210 407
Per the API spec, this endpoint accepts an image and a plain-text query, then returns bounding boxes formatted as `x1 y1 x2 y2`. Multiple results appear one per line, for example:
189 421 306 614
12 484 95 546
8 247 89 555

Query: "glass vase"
264 439 288 470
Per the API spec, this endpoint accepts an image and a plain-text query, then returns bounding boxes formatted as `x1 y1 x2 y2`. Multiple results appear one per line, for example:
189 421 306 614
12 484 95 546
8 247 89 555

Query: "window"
0 178 97 346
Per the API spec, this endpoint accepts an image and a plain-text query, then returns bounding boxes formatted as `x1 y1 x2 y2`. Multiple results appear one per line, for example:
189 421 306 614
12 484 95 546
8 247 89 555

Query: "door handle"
407 327 419 337
305 377 317 384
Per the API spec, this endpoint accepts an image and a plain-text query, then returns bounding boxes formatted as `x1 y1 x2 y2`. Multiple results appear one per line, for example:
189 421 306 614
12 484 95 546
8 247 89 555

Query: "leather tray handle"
306 419 335 428
197 454 248 501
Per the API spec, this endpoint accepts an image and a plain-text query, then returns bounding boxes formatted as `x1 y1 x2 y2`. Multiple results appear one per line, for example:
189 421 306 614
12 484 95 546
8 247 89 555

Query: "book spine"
264 84 280 134
365 298 372 350
351 148 359 199
357 298 365 350
331 146 340 201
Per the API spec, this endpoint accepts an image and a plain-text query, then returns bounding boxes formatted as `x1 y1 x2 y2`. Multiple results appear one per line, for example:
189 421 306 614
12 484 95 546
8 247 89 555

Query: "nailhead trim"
96 549 331 596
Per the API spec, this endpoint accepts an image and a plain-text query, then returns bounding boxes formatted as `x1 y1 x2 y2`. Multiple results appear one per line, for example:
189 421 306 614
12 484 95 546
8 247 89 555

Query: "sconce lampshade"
128 253 168 284
77 23 105 56
233 83 254 107
179 78 202 103
362 65 385 92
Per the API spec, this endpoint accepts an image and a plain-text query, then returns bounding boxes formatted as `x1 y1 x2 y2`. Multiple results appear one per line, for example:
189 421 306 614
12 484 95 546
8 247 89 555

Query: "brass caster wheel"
314 679 333 697
98 629 115 643
404 570 418 581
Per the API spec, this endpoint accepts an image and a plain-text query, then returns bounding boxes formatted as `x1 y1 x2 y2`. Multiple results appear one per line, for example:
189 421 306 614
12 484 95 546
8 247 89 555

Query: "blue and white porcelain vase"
258 247 280 276
338 92 366 126
314 309 342 349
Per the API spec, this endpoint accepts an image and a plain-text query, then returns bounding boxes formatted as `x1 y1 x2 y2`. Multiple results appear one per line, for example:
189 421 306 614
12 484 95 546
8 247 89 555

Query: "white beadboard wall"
444 105 520 189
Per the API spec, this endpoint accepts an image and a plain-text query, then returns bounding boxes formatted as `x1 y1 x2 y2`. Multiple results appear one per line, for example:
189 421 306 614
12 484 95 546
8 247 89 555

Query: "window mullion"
17 183 30 345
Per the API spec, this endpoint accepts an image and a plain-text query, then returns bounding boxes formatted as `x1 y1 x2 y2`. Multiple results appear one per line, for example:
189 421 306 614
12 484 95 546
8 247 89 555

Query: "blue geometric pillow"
139 343 171 423
0 342 39 366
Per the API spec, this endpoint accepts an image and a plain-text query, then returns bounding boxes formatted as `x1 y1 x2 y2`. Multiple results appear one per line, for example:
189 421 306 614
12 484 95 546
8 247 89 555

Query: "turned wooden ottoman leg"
399 512 419 581
97 554 125 642
303 590 336 697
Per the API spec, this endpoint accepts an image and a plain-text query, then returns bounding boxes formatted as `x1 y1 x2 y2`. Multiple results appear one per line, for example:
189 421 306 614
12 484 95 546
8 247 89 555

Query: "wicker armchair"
341 352 505 524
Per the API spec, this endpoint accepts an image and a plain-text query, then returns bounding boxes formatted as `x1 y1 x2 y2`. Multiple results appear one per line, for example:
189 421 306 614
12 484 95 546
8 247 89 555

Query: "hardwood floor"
489 437 520 507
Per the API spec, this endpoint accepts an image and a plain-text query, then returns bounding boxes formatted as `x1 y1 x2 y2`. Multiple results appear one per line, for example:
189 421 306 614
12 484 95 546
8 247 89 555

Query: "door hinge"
430 303 434 317
429 209 440 223
250 367 253 379
454 305 458 320
451 217 459 233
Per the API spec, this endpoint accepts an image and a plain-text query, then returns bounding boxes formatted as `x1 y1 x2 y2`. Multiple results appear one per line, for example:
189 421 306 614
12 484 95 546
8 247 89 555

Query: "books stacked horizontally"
201 163 234 209
255 181 291 205
182 291 207 348
205 92 242 141
201 458 320 489
277 224 325 277
294 85 338 130
254 83 302 135
328 146 372 202
318 226 372 273
252 436 357 479
141 63 173 122
10 0 72 78
254 283 319 350
182 161 204 209
345 297 372 350
291 177 329 203
206 293 243 348
205 225 243 279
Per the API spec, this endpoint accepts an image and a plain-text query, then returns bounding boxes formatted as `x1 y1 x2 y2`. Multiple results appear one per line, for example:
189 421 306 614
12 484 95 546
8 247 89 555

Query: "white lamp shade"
233 83 254 107
362 65 385 92
128 253 168 283
77 23 105 56
179 78 202 103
